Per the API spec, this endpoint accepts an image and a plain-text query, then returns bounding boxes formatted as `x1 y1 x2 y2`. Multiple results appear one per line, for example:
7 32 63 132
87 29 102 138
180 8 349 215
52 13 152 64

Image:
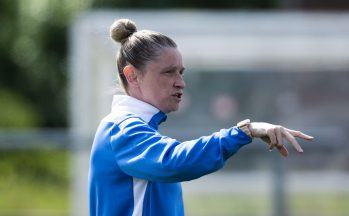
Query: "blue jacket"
89 95 252 216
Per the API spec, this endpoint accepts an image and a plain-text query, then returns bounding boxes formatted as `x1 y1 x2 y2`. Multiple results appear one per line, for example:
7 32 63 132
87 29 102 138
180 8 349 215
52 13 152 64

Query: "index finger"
285 128 314 140
283 129 304 153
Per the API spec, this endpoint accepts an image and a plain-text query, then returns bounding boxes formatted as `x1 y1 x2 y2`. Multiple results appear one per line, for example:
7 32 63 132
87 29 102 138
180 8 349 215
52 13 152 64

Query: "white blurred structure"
69 11 349 216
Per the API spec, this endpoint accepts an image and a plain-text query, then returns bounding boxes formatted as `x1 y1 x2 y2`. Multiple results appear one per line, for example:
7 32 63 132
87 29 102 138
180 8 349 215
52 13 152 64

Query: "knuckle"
277 127 283 133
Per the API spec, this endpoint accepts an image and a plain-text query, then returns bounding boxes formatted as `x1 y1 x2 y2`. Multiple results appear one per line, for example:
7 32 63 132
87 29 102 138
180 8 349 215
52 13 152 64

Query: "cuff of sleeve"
221 127 253 160
235 127 253 145
239 126 252 138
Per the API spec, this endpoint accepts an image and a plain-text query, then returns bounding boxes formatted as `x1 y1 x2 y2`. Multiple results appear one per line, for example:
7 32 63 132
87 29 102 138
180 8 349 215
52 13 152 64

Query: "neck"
127 87 144 103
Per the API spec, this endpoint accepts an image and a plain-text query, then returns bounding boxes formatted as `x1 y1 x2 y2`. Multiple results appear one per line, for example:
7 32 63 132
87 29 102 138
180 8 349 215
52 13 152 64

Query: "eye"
179 69 185 76
163 70 175 76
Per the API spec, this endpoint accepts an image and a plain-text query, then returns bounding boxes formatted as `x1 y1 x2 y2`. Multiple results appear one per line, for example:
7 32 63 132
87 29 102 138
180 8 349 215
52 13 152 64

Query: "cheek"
155 79 173 92
143 76 174 102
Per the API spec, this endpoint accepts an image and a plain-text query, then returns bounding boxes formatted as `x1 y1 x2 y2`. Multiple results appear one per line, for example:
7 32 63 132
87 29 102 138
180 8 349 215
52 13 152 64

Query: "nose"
174 75 185 89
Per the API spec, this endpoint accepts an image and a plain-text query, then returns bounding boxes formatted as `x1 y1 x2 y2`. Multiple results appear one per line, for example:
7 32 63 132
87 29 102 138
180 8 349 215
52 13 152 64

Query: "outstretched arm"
110 117 252 183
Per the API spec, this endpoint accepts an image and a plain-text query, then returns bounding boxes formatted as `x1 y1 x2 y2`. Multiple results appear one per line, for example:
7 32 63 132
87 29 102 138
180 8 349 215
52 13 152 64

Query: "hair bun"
110 19 137 43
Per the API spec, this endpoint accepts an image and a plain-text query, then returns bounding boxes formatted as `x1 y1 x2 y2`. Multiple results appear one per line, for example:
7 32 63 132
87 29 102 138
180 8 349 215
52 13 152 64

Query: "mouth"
172 93 183 101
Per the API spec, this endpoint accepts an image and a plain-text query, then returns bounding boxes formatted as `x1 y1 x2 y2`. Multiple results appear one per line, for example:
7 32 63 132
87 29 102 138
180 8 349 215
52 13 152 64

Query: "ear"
123 65 140 87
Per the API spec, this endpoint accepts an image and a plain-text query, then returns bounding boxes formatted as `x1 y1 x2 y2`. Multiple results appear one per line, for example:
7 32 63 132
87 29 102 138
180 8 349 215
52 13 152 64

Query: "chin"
163 105 179 113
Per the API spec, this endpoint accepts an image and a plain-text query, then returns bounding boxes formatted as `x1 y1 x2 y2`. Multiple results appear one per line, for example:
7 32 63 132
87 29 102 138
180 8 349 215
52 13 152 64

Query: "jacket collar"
111 95 167 128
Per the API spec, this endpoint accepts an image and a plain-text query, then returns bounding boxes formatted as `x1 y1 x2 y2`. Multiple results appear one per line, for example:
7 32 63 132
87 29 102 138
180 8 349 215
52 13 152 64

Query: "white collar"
111 95 164 124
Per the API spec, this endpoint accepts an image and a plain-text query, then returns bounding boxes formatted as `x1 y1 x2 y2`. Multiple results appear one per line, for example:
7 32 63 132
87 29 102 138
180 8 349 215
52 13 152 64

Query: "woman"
89 19 313 216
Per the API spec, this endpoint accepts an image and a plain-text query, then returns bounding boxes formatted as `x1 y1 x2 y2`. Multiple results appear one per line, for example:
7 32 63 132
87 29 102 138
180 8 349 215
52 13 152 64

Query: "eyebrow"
162 65 185 72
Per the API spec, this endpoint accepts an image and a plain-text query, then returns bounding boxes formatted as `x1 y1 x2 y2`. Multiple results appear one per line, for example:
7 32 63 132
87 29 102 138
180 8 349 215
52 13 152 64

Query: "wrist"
237 119 252 138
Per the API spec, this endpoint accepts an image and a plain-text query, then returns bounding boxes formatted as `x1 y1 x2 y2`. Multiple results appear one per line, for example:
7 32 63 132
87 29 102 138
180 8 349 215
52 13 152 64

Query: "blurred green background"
0 0 282 129
1 0 349 216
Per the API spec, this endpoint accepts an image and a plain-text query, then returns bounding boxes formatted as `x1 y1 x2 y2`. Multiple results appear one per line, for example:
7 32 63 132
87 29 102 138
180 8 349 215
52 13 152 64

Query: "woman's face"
138 47 185 113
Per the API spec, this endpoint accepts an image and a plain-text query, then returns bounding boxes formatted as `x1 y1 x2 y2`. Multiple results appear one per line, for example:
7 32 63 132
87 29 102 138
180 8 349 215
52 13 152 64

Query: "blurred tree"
0 0 91 128
0 89 41 127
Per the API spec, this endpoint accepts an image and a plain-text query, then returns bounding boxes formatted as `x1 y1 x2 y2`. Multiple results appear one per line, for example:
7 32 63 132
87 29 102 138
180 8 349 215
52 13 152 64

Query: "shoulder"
106 114 158 150
101 111 153 135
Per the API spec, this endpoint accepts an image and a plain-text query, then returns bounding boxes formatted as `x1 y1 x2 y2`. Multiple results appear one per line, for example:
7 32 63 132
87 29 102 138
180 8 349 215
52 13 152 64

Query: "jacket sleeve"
110 117 252 183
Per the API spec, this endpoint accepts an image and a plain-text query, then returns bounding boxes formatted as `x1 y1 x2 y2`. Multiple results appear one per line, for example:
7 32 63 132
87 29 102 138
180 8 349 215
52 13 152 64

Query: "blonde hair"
110 19 177 93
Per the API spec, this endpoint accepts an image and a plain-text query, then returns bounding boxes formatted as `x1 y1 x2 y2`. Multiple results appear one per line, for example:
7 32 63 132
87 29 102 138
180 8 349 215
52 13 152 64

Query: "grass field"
0 150 69 216
184 193 349 216
0 150 348 216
